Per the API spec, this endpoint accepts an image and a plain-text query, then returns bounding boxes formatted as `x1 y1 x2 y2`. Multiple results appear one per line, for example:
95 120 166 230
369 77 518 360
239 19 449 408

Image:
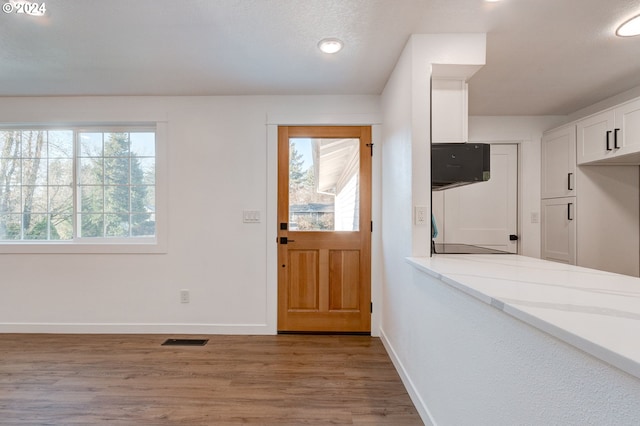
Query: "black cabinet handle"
606 130 612 151
567 173 573 190
614 128 620 149
567 203 574 221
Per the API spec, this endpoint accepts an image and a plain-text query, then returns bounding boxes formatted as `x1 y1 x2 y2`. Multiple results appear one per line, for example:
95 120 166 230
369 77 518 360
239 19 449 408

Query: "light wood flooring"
0 334 423 425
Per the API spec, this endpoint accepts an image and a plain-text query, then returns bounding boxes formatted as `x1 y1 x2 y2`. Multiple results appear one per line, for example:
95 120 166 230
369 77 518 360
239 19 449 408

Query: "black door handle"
614 128 620 149
509 234 518 241
567 173 573 191
279 237 295 244
606 130 612 151
568 203 574 220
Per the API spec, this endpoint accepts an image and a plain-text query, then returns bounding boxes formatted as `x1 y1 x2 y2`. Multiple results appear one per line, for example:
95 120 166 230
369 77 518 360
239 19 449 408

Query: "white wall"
468 115 565 257
380 33 486 423
0 95 381 334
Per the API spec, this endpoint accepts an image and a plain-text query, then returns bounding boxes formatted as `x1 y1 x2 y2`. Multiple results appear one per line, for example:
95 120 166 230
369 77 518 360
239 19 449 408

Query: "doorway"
277 126 372 332
433 143 519 253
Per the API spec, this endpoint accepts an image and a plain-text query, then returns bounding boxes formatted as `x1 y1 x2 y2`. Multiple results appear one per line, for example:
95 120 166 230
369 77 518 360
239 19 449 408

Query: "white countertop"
407 254 640 380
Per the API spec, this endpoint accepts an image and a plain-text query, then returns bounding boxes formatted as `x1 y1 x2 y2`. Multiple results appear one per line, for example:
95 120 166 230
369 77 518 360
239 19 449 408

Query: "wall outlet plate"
415 205 428 225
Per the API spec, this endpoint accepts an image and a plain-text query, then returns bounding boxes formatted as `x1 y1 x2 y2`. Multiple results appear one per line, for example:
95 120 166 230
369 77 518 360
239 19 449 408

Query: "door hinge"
366 143 374 156
371 221 373 232
370 302 373 313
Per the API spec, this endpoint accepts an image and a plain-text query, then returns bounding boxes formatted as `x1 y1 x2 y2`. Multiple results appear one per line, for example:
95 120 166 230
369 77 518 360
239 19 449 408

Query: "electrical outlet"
180 289 190 304
415 205 428 225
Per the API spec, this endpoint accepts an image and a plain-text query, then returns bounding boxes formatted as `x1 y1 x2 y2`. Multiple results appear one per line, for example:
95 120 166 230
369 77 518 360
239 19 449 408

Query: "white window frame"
0 122 167 254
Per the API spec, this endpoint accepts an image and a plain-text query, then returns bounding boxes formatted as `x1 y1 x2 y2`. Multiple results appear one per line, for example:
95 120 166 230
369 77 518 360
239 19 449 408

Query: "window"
0 127 157 247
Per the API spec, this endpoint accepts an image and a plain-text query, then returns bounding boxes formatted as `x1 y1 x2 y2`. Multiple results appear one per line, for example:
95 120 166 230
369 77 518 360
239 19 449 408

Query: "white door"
435 144 518 253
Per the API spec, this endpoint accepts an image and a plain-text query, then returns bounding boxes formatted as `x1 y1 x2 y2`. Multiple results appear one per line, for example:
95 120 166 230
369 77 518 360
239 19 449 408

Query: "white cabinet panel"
431 78 467 143
541 125 576 198
541 197 576 265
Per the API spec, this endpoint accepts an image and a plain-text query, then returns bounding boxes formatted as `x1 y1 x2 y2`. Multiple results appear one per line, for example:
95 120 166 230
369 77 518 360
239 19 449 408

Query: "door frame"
265 119 381 335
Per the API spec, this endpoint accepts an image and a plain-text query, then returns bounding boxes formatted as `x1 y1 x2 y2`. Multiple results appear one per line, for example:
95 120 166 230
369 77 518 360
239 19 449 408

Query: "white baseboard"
379 327 436 426
0 323 275 335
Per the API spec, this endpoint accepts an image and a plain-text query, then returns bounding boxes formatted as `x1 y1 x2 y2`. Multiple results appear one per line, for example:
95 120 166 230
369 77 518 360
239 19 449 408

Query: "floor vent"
161 338 208 346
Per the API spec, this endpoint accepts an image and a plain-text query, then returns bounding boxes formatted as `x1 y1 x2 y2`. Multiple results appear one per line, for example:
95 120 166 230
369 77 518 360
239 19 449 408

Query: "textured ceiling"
1 0 640 115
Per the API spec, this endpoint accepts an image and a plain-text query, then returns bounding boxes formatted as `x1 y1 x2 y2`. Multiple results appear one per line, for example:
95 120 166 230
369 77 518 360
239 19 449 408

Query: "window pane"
22 159 47 185
132 214 155 237
134 186 154 213
80 186 104 212
50 186 73 215
105 214 130 237
104 186 130 213
23 213 48 240
0 158 21 185
80 214 104 238
48 131 73 158
51 214 72 240
48 159 73 186
288 138 359 231
104 158 130 184
21 131 46 158
79 133 103 157
79 158 103 185
0 214 21 239
130 132 155 157
129 185 148 213
135 157 155 184
104 133 129 157
22 186 48 213
1 186 22 213
0 131 20 158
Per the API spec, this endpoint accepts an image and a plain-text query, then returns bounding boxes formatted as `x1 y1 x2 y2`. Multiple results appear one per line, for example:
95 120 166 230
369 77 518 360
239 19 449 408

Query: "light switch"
243 210 261 223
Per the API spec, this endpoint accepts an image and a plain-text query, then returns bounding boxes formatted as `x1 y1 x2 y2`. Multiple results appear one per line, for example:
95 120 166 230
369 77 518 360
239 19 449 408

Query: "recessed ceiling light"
616 14 640 37
318 38 344 54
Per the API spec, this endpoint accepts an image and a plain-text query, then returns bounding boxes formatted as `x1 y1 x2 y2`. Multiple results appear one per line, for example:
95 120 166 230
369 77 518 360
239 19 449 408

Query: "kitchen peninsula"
387 254 640 425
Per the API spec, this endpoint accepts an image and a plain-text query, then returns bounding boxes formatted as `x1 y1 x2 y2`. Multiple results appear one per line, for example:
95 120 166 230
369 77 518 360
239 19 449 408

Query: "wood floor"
0 334 423 425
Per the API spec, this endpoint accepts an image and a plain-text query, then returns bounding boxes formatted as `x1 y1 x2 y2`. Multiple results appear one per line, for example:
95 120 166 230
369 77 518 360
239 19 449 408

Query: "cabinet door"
431 78 467 143
541 197 576 265
614 98 640 155
576 110 615 165
541 126 576 198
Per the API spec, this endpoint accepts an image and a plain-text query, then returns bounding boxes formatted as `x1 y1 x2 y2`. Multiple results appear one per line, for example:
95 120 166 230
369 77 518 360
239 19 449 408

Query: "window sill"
0 239 167 254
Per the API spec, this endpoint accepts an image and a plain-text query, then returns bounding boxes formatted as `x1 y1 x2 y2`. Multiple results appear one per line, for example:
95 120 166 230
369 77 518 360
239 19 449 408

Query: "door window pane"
289 138 359 231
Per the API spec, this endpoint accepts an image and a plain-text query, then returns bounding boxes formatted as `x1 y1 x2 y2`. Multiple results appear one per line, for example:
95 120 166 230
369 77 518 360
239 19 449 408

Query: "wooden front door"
277 126 372 333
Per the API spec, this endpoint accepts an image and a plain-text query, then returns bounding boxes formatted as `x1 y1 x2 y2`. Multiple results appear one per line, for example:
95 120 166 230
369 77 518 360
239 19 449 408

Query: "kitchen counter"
407 254 640 379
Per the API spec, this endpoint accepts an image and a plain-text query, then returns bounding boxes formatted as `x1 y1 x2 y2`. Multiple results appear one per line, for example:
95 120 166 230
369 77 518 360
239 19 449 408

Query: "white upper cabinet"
541 125 576 199
577 98 640 165
431 78 468 143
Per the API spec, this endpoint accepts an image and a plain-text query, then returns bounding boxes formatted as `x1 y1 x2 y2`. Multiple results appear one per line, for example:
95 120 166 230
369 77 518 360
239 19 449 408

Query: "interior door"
277 126 371 333
434 143 518 253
